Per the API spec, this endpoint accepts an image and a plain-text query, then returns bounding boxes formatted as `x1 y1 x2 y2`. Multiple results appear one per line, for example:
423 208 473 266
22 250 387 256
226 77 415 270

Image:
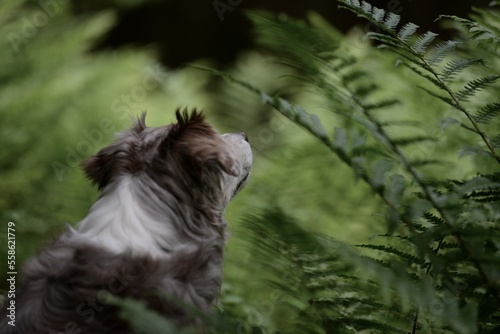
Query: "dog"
0 109 252 333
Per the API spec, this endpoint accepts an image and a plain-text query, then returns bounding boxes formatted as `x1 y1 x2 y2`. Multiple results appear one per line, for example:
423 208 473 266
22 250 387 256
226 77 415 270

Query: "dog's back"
2 234 223 334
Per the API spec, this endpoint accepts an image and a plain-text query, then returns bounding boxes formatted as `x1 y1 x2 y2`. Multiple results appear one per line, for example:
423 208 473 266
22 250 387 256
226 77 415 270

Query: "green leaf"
428 40 461 65
423 212 446 226
457 176 500 196
491 134 500 149
383 12 401 31
361 0 372 14
439 117 461 130
386 174 405 208
440 58 485 82
364 98 400 111
333 127 348 151
371 159 394 189
341 70 369 85
356 244 424 265
371 6 385 23
474 102 500 123
413 31 439 54
325 317 407 334
397 22 420 42
386 208 400 234
391 135 434 147
455 76 500 102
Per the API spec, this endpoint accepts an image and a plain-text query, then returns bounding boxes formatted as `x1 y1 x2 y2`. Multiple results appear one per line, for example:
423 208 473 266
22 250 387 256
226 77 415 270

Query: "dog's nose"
241 132 249 142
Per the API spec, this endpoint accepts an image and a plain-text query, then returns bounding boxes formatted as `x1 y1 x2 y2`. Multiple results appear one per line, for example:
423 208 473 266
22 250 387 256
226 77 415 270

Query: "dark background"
73 0 491 68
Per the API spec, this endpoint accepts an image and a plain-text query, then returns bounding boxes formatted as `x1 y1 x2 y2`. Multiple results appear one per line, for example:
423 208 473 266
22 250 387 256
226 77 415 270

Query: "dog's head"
82 109 252 212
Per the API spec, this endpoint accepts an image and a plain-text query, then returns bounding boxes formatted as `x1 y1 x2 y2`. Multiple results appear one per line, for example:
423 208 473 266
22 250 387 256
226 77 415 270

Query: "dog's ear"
82 114 146 190
81 145 119 190
167 109 241 176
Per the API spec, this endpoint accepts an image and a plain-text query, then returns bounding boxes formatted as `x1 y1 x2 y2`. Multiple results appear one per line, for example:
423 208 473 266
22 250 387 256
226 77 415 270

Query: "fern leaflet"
428 40 461 65
383 12 401 31
361 0 371 14
412 31 439 54
371 6 385 23
474 102 500 123
357 244 424 265
397 22 419 42
440 58 486 82
455 76 500 102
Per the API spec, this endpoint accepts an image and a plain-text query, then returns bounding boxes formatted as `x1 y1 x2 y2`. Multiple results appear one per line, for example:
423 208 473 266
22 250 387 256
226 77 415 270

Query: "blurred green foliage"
1 0 499 333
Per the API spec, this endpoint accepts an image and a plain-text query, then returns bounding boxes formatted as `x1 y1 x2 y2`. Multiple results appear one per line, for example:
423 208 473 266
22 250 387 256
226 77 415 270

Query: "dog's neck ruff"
73 176 183 257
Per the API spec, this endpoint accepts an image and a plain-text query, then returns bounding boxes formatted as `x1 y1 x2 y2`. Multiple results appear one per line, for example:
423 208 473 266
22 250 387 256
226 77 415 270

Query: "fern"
474 102 500 123
339 0 500 165
412 31 439 54
428 40 461 65
189 2 500 333
440 58 486 82
383 12 401 32
455 75 500 102
397 22 420 42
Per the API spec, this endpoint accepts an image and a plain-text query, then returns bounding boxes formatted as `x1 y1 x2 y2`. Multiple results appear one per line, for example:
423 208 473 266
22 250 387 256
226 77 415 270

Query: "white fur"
71 176 178 257
221 133 253 203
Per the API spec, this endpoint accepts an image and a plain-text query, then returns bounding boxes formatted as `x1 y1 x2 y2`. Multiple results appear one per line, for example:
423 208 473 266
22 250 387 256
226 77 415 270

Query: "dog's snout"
241 132 249 142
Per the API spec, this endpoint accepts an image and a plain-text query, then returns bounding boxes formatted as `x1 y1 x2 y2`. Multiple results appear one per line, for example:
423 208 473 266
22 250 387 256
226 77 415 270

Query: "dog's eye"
233 173 249 197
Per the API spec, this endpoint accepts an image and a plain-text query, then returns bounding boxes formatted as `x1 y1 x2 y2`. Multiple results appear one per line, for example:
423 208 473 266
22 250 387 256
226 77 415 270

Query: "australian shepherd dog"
0 110 252 333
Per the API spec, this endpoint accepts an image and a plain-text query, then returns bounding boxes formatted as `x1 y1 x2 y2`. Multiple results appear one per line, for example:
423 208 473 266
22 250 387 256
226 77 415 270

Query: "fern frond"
466 189 500 202
352 83 378 97
391 135 434 147
371 6 385 23
404 64 447 90
439 14 500 44
383 12 401 31
428 40 461 65
423 212 446 226
474 102 500 123
439 242 461 249
332 56 357 71
455 75 500 102
412 31 439 54
363 98 400 112
366 32 410 52
491 135 500 149
440 58 486 82
360 1 372 14
344 0 361 7
341 70 369 85
325 317 407 334
357 244 424 265
370 159 394 189
408 159 444 168
457 176 500 196
311 297 387 309
397 22 419 42
379 120 421 127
